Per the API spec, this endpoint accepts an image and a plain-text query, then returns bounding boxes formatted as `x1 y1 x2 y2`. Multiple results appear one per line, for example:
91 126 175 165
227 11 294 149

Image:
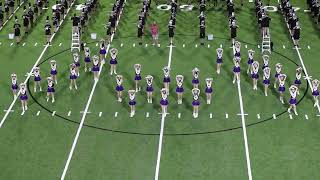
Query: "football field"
0 0 320 179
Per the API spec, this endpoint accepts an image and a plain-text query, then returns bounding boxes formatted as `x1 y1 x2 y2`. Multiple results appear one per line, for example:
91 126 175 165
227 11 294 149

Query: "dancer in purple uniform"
192 68 200 89
247 49 254 74
263 67 271 96
20 83 28 111
251 61 259 90
163 66 171 95
46 77 55 103
134 64 142 92
216 47 223 74
115 75 124 102
160 88 169 116
92 55 100 81
205 78 213 104
33 67 42 92
145 75 154 103
274 63 282 88
233 57 241 84
294 67 302 95
50 60 58 84
109 48 118 75
11 73 18 98
192 88 200 118
312 79 319 107
288 85 299 115
84 47 91 72
278 74 287 104
128 90 136 117
175 75 184 104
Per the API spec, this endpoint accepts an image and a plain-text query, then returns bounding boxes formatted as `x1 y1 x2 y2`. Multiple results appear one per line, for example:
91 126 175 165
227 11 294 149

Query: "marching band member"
192 88 200 118
163 66 171 95
251 61 259 90
175 75 184 104
33 67 42 92
109 48 118 75
46 77 55 103
50 60 58 84
20 83 28 111
205 78 213 104
233 57 241 84
11 73 18 98
69 63 78 90
192 68 200 89
278 73 287 104
134 64 142 92
274 63 282 88
312 79 319 107
288 85 299 115
145 75 154 103
84 47 91 72
263 67 271 96
247 49 254 74
160 88 169 116
128 90 136 117
216 47 223 74
115 75 124 102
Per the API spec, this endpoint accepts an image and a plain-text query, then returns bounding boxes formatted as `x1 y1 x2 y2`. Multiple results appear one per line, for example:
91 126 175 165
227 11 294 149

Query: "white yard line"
60 2 126 179
232 44 253 180
278 0 320 114
154 38 174 180
0 1 25 31
0 0 77 128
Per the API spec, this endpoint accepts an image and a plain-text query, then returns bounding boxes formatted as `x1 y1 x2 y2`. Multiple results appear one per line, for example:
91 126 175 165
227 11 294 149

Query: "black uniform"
45 23 51 35
168 23 174 38
293 27 300 40
230 25 237 38
14 23 21 36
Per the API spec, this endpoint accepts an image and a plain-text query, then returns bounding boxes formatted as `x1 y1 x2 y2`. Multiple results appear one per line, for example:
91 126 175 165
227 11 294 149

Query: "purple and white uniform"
20 89 28 100
176 85 184 93
289 96 297 105
116 85 124 92
163 76 171 83
11 78 18 90
84 49 91 63
146 85 153 92
100 44 106 55
205 86 213 93
70 68 77 79
192 100 200 106
263 78 270 85
129 99 136 106
34 70 41 82
160 98 169 106
50 63 57 75
233 66 240 73
192 78 199 85
278 85 285 93
47 81 55 93
251 73 259 79
135 73 142 81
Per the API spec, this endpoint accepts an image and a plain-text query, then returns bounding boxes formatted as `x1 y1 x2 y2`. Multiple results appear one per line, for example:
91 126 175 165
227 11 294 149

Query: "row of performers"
10 63 320 116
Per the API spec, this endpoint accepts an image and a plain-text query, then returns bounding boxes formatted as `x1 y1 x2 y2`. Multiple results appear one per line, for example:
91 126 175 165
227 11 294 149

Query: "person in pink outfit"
150 21 159 47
